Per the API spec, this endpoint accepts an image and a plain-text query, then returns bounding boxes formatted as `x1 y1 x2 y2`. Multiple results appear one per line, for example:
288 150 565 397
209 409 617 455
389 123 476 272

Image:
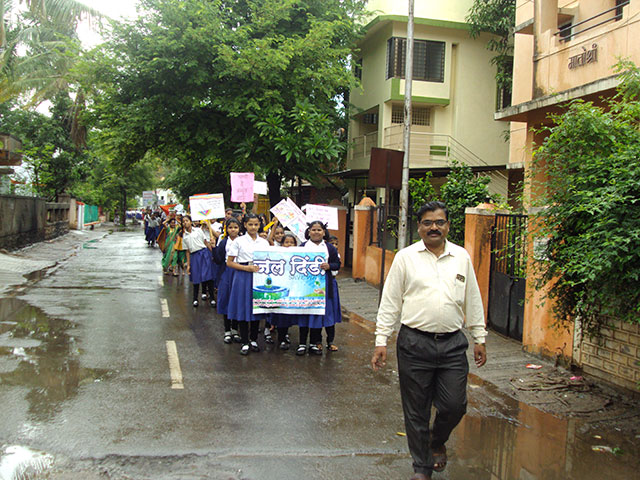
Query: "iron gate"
488 214 527 341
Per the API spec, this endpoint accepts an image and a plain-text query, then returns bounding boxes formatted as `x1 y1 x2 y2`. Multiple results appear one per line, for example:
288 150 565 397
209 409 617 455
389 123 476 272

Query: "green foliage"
80 0 366 205
466 0 515 95
0 0 102 104
531 60 640 335
408 161 490 245
0 94 91 199
440 160 490 245
73 155 155 222
408 171 436 217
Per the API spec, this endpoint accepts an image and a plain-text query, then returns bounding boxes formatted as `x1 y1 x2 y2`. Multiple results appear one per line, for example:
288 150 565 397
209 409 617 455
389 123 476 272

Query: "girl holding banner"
296 221 342 355
182 216 216 307
226 214 271 355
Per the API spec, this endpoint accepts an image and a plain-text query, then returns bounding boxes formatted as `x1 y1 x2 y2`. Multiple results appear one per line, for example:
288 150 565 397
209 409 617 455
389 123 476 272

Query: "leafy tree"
440 160 490 245
466 0 516 102
81 0 365 206
0 0 102 105
0 94 91 199
531 60 640 336
74 155 155 225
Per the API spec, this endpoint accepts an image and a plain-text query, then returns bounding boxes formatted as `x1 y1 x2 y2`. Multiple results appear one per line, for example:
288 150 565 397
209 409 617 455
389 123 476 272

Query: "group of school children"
152 208 342 356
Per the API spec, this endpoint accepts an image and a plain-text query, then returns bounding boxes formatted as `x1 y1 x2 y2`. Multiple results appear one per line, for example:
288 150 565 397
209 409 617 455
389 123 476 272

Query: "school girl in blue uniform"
295 221 342 355
215 217 242 343
226 214 271 355
182 215 215 307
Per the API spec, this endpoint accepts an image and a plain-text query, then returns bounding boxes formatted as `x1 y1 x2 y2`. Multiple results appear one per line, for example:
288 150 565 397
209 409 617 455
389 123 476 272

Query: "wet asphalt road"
1 230 639 479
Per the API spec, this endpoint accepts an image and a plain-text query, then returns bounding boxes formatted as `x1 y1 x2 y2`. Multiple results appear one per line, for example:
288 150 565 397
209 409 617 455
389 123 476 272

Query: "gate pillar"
352 196 377 280
464 204 504 322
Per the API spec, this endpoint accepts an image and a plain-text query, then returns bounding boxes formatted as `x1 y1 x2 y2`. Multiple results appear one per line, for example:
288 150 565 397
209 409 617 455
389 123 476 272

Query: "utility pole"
397 0 414 250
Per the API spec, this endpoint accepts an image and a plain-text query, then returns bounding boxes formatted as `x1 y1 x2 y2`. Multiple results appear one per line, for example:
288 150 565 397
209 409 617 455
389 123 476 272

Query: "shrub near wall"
532 61 640 390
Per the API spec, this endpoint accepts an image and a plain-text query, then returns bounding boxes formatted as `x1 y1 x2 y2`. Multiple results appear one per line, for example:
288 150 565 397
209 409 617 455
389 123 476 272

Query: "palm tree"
0 0 103 104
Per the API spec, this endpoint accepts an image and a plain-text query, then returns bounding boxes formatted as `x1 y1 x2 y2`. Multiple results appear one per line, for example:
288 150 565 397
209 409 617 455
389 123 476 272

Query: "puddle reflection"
452 375 639 479
0 298 111 422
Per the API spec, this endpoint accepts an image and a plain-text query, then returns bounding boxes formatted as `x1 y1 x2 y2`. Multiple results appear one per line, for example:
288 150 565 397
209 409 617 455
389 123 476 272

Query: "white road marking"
165 340 184 389
160 298 170 318
157 276 163 287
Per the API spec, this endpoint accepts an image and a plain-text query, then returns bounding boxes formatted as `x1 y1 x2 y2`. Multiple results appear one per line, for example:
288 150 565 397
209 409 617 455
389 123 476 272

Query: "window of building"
615 0 628 21
391 105 431 126
362 113 378 125
558 21 572 40
386 37 445 82
354 58 362 80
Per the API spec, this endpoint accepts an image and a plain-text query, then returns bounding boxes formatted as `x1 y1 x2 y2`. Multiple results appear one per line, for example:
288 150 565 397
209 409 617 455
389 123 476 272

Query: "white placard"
302 204 339 230
189 193 225 221
254 181 268 196
271 198 308 243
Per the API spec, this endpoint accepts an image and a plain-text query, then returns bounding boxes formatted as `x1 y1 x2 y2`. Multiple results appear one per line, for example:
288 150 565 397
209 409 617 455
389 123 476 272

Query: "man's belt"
403 325 460 340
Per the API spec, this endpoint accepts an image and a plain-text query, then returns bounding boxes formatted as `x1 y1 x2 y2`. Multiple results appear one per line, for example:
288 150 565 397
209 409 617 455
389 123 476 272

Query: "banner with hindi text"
252 247 327 315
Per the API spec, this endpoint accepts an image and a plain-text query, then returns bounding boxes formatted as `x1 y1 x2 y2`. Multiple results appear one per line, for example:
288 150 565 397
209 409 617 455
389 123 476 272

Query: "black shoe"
279 341 290 350
240 344 250 355
296 345 307 356
249 341 260 352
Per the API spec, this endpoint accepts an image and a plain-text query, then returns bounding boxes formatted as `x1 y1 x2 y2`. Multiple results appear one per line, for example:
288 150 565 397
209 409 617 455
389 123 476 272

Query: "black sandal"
326 343 339 352
309 344 323 355
296 345 307 356
432 446 447 472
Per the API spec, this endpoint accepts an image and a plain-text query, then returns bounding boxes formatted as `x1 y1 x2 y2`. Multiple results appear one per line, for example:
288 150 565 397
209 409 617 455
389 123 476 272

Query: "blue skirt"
189 248 214 284
227 269 264 322
216 266 235 316
146 226 157 242
210 258 221 288
296 277 342 328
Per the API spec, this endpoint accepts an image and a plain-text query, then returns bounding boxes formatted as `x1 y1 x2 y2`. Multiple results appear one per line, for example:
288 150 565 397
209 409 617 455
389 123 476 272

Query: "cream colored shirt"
375 239 487 347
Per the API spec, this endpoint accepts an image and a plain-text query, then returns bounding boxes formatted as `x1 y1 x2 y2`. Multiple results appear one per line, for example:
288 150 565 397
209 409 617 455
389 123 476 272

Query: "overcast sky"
76 0 140 46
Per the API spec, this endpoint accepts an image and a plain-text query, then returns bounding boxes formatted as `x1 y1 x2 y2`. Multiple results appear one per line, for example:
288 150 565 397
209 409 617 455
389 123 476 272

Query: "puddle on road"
0 445 54 480
452 374 640 479
0 298 112 422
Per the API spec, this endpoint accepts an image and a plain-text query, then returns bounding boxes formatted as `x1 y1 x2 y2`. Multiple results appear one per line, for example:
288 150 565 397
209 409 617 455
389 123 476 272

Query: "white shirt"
228 234 270 263
182 227 208 253
375 240 487 347
303 239 328 256
224 236 238 261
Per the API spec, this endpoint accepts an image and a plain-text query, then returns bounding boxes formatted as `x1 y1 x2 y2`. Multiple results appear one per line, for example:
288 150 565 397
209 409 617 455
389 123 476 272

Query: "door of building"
488 213 527 342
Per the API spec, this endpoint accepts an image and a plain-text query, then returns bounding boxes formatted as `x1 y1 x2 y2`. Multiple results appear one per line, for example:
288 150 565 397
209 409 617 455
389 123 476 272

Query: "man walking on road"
371 201 487 480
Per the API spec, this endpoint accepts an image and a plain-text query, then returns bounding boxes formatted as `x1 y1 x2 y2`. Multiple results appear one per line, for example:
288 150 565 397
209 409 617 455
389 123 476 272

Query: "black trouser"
192 280 214 302
303 326 335 345
325 325 335 344
299 326 309 345
277 327 289 340
239 320 259 344
223 316 238 332
396 326 469 476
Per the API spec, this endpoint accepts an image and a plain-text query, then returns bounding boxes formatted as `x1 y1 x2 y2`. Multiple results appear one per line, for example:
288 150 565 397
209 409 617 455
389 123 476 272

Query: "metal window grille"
362 113 378 125
354 58 362 80
386 37 445 82
391 105 431 125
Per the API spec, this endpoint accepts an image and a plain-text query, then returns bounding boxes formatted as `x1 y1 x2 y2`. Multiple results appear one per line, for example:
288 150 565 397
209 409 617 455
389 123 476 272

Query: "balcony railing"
351 131 378 165
383 125 491 167
555 0 629 42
